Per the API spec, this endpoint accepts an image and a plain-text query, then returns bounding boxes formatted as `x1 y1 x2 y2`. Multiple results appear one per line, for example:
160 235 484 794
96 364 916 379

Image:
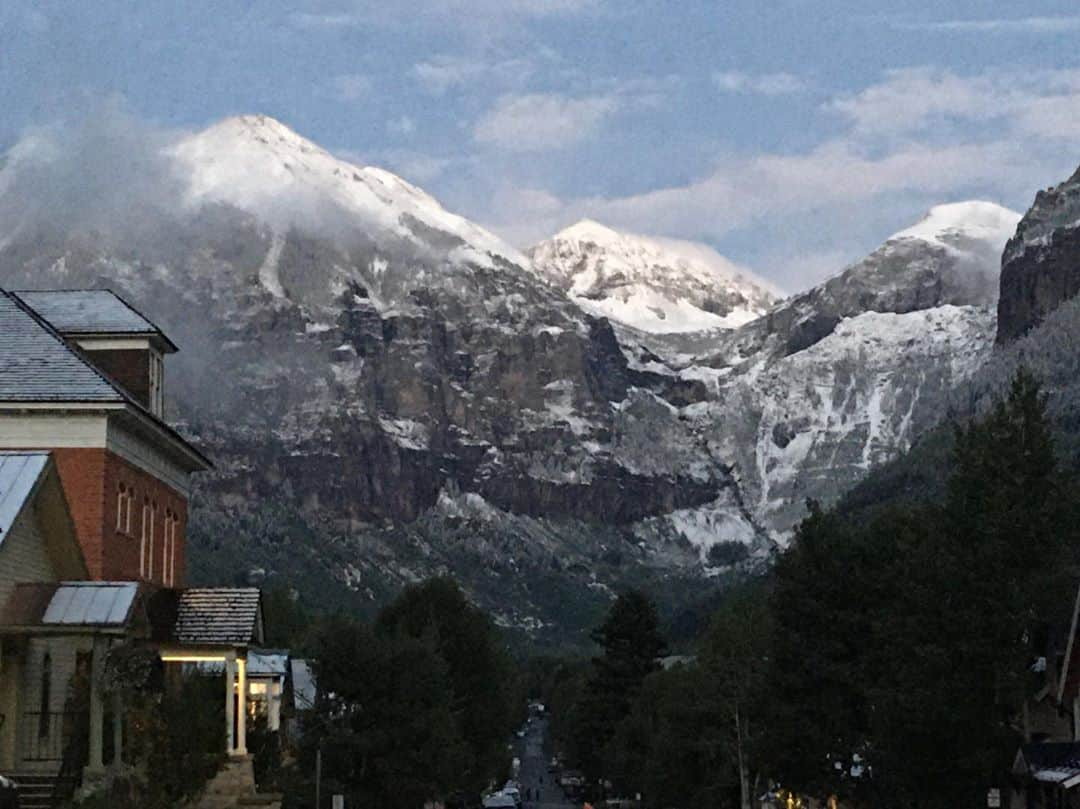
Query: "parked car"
483 793 517 809
502 782 523 808
0 774 18 809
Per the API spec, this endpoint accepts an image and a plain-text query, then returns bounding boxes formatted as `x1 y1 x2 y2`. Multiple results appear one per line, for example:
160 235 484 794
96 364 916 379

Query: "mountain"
0 114 1021 644
997 166 1080 343
619 200 1019 538
527 219 779 334
834 162 1080 532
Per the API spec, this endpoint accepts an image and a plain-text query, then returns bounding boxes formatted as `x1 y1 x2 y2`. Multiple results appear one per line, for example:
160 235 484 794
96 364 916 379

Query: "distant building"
1013 582 1080 806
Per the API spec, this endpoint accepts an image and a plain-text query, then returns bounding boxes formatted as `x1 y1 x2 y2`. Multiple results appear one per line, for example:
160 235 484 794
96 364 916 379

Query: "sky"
2 0 1080 292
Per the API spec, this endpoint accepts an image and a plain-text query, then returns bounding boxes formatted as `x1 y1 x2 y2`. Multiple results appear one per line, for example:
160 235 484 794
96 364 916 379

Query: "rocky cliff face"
998 166 1080 343
0 115 1019 643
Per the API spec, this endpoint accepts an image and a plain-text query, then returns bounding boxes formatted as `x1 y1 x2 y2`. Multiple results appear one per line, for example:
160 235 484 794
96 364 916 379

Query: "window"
38 652 52 737
148 350 165 416
116 483 132 534
163 509 172 585
163 509 179 586
140 499 156 579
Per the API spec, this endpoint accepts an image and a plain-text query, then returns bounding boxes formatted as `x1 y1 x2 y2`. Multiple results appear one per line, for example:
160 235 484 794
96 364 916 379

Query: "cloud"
412 55 534 94
712 71 808 96
289 0 595 31
373 151 455 184
289 12 363 28
827 66 1080 139
332 74 373 101
897 16 1080 34
473 66 1080 292
474 93 618 151
387 116 417 137
0 98 188 244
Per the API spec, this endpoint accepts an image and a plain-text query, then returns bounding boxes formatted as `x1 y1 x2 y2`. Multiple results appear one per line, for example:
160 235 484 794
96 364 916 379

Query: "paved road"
515 719 575 809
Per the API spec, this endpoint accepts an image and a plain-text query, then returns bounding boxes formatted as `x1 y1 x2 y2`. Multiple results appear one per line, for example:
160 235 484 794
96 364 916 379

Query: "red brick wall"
51 448 188 585
51 448 107 579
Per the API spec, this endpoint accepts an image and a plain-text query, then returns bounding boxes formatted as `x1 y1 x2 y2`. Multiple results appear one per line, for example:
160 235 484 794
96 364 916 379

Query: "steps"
238 793 284 808
10 772 62 809
194 756 257 809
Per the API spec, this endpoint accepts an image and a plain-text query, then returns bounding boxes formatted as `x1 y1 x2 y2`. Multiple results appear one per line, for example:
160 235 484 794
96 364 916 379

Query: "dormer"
13 290 178 417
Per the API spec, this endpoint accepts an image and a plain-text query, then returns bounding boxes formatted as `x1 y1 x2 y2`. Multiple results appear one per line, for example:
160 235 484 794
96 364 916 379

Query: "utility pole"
316 744 323 809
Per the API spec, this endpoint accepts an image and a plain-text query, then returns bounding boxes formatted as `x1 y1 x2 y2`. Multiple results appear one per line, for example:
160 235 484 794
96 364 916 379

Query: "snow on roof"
248 648 290 676
14 290 169 343
0 291 127 403
43 582 139 625
173 588 262 646
0 452 49 541
0 581 139 628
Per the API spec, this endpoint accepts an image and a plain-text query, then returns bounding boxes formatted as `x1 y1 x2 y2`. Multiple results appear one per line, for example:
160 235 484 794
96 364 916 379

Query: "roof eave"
117 406 213 472
65 330 179 354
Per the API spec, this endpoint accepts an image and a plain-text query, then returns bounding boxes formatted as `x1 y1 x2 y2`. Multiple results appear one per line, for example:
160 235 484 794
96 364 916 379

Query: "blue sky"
3 0 1080 291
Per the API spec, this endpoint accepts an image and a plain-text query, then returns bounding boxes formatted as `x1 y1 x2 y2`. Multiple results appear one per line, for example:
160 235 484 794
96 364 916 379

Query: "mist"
0 99 193 247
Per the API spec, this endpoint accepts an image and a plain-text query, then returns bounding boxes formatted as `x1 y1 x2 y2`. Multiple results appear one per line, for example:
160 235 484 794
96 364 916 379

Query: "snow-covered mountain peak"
887 201 1020 253
528 220 780 334
553 218 627 247
172 114 525 269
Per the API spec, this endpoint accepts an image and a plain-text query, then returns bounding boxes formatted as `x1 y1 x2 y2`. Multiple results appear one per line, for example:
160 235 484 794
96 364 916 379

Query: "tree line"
541 368 1080 809
265 577 523 809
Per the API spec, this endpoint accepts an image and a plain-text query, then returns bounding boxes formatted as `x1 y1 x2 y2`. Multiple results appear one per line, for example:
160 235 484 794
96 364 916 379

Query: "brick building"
0 289 210 585
0 287 275 805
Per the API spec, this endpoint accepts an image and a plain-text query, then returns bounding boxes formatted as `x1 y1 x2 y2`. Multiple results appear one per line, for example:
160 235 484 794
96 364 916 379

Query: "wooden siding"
0 505 57 611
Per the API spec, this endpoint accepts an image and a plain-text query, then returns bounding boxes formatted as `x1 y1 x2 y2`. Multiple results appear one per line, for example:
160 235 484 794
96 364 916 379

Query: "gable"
0 453 87 607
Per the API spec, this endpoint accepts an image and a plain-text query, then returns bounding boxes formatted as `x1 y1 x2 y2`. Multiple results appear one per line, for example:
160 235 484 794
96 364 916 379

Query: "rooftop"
0 452 50 541
172 588 263 647
14 290 173 348
0 292 125 403
0 581 139 629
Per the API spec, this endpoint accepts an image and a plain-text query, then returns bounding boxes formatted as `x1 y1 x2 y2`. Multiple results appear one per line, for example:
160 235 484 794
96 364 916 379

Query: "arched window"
140 498 156 579
163 509 172 585
38 652 52 737
116 483 126 531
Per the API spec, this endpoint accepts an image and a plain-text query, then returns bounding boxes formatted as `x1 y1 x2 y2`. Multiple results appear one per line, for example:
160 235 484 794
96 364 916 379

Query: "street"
515 718 576 809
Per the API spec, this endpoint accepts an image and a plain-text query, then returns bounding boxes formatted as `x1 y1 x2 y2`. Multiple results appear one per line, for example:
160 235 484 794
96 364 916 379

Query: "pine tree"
762 501 871 799
872 367 1073 807
572 590 667 782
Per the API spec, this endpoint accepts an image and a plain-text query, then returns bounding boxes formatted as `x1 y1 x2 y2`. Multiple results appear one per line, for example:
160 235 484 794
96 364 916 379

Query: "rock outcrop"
998 166 1080 343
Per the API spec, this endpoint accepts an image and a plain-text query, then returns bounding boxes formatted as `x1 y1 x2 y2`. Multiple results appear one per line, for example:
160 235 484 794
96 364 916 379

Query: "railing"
19 711 75 763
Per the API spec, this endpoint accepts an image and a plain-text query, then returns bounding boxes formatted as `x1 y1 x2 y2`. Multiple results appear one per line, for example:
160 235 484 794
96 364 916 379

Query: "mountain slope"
624 200 1020 538
528 220 779 334
0 114 1021 641
0 115 767 645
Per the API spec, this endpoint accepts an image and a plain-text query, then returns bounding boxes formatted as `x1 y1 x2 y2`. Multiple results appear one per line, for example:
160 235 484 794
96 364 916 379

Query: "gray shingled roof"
15 290 162 337
0 293 124 403
174 588 262 646
0 452 49 540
